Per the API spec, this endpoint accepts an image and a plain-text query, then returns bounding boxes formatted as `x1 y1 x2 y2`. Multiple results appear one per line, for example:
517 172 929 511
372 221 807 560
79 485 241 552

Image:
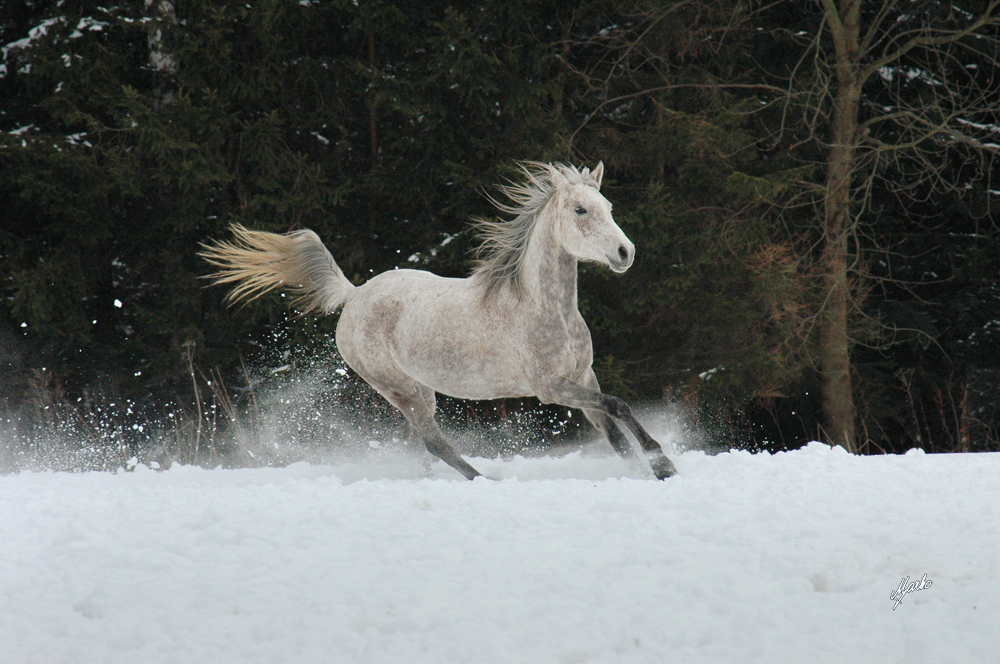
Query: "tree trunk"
819 0 860 452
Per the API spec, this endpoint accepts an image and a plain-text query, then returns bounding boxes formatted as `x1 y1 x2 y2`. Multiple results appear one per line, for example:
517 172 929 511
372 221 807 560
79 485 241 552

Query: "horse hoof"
651 455 676 480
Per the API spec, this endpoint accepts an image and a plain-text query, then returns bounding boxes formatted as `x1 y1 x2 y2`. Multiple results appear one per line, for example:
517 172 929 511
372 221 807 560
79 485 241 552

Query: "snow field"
1 443 998 663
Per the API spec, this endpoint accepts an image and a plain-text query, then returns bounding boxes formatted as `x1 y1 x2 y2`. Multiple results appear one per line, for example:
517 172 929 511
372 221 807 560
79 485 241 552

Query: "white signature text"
890 574 933 610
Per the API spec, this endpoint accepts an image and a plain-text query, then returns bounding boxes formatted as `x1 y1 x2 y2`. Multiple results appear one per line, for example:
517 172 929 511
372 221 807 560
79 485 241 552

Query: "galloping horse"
201 162 676 480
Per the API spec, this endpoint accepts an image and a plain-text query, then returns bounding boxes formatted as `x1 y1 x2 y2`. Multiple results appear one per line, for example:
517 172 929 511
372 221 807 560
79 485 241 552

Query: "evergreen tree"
0 0 575 407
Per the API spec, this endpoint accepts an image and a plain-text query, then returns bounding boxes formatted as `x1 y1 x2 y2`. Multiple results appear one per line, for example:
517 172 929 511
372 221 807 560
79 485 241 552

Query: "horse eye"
574 206 587 215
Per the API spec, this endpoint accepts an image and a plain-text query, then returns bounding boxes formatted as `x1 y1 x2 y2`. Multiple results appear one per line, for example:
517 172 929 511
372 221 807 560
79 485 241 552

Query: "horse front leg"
544 375 677 480
580 370 637 461
583 409 638 460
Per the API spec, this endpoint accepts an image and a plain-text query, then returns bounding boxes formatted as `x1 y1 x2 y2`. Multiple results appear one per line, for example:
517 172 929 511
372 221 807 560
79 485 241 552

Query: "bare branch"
861 1 1000 83
858 0 902 55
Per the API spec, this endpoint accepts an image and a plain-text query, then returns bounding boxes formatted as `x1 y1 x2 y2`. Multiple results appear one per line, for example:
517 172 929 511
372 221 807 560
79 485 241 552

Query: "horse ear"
592 161 604 189
548 164 570 189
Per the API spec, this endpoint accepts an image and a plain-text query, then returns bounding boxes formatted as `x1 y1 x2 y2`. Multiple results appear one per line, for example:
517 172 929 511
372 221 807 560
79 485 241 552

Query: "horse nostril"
617 245 629 261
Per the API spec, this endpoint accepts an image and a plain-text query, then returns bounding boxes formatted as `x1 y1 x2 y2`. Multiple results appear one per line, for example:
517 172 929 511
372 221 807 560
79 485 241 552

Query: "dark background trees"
3 0 998 456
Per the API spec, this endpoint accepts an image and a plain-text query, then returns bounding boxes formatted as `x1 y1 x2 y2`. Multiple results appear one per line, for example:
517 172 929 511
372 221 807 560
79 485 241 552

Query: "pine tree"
0 0 577 406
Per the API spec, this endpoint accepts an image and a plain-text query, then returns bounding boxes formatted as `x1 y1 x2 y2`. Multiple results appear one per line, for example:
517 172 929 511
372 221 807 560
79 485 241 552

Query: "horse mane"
471 162 600 299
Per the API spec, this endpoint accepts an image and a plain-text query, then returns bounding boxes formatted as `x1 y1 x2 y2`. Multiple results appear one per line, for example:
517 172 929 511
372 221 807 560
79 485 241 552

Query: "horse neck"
520 204 578 314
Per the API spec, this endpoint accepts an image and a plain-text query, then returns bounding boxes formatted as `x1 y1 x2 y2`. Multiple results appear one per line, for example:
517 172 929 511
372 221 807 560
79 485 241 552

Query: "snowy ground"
2 440 998 663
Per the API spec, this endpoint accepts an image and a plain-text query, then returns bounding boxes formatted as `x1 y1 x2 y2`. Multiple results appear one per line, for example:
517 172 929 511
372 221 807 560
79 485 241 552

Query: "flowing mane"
471 162 601 299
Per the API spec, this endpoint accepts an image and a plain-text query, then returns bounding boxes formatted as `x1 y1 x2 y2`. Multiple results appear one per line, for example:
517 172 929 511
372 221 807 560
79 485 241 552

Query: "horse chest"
523 307 592 376
565 312 594 370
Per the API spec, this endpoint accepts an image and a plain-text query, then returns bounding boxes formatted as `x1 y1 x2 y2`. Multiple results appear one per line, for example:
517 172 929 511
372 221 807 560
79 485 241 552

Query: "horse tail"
200 224 356 314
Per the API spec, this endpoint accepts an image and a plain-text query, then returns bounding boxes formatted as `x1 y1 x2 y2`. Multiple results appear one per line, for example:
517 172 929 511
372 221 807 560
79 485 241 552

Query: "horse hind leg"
401 421 433 475
338 326 481 479
380 383 483 481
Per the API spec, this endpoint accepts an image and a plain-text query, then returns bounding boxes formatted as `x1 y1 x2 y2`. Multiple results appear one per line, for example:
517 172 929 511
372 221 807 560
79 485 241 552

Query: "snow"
2 17 66 59
697 366 723 381
68 17 108 40
955 117 1000 137
2 441 998 663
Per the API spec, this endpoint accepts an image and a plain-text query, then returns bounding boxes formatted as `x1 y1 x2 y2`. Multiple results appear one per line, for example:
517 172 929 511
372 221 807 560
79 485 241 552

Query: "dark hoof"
457 461 483 481
650 454 677 480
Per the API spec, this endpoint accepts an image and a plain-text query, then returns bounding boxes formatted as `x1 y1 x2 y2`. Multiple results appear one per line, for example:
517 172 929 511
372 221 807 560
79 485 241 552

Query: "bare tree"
565 0 1000 452
798 0 1000 451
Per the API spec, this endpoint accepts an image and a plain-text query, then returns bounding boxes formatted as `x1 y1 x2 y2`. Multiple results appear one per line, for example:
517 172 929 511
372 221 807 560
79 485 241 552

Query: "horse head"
547 162 634 273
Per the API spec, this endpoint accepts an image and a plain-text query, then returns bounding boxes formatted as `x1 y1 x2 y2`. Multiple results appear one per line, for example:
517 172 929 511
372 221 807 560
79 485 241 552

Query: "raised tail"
199 224 355 314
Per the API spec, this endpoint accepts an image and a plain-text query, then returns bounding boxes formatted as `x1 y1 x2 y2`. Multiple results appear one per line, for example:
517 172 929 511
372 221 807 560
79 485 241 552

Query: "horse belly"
424 369 530 401
337 275 533 400
395 320 532 400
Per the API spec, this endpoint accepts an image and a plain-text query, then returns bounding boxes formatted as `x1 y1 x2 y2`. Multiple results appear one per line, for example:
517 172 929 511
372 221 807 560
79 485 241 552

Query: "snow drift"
1 442 997 663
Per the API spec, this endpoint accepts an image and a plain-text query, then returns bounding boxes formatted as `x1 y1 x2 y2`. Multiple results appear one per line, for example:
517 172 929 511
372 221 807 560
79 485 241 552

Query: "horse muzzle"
606 243 633 273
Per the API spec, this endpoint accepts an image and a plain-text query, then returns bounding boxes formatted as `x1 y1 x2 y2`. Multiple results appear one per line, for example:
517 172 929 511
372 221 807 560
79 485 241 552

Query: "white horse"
201 162 676 480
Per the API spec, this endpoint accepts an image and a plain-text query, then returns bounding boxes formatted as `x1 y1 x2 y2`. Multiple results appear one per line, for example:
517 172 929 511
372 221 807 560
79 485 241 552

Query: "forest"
2 0 999 465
